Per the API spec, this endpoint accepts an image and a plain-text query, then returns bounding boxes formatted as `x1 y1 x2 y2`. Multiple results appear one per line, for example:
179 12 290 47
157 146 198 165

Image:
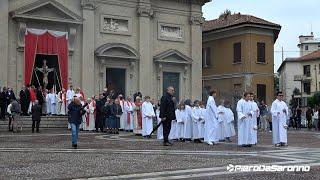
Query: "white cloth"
119 100 126 130
142 101 155 136
271 99 289 144
217 105 226 140
156 110 163 140
7 104 12 115
84 101 96 131
192 107 204 139
200 108 206 138
26 28 68 39
204 96 219 143
236 98 254 145
47 93 58 115
250 101 260 144
66 89 75 105
225 108 236 138
175 109 186 139
46 94 50 114
184 105 193 139
169 120 178 140
124 101 135 130
57 91 67 115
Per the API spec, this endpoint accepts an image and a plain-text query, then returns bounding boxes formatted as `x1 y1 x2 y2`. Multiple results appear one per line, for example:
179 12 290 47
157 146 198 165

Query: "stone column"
0 0 8 87
81 0 95 97
16 22 27 92
190 10 205 100
137 0 153 97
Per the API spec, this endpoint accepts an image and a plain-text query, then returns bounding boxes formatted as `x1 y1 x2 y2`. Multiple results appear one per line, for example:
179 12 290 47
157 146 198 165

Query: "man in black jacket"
20 85 30 116
0 87 8 120
31 100 42 133
95 94 106 132
160 86 176 146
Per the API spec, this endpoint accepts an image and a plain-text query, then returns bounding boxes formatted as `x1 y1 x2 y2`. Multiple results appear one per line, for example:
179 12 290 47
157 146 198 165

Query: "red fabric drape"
24 31 68 89
24 33 38 86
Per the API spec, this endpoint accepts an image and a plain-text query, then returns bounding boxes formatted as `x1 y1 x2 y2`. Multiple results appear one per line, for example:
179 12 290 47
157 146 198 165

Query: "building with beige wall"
202 13 281 106
278 50 320 106
0 0 209 100
298 32 320 57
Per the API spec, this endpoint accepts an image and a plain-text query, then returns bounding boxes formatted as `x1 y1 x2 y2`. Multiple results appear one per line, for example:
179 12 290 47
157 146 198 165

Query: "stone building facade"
0 0 209 100
202 13 281 106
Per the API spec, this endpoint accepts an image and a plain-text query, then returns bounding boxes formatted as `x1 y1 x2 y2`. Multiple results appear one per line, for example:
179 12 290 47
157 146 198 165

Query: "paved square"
0 129 319 179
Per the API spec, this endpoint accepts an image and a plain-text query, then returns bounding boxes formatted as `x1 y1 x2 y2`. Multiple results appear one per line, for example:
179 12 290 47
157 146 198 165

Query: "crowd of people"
0 84 313 149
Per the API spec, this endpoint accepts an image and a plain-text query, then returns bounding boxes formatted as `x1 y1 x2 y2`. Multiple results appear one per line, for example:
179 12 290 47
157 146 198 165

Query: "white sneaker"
207 142 213 145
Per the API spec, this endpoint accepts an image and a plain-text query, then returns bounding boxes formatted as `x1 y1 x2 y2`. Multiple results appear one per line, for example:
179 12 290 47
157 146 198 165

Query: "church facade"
0 0 209 100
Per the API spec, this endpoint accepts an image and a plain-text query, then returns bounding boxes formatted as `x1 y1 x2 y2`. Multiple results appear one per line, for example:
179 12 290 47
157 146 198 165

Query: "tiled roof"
296 50 320 61
203 13 281 32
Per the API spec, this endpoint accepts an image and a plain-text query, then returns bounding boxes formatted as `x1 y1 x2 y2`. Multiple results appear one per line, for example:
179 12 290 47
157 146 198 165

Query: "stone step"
0 116 68 130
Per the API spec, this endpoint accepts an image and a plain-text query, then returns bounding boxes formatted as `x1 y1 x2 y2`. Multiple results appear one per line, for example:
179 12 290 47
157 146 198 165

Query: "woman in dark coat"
110 99 122 134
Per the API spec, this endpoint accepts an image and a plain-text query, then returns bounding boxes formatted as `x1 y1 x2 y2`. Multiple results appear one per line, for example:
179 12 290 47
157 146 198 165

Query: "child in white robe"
175 104 186 141
184 99 193 141
156 107 163 140
217 100 226 142
192 100 203 143
224 100 236 142
199 103 206 140
141 96 155 137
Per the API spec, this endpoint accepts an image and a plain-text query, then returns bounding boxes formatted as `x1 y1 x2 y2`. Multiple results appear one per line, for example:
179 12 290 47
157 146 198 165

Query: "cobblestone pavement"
0 129 319 180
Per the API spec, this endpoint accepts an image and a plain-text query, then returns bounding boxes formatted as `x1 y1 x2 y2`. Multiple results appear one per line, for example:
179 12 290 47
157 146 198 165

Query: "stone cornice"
190 16 205 25
165 0 211 5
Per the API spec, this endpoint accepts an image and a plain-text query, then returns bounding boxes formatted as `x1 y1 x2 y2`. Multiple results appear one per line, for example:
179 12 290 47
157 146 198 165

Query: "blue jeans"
70 123 80 145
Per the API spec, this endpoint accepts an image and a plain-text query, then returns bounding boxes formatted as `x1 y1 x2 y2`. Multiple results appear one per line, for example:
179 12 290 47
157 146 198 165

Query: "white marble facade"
0 0 208 100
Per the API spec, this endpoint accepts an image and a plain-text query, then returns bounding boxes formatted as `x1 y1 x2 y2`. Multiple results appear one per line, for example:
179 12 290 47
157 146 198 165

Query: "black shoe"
32 131 34 133
36 131 40 133
163 142 172 146
72 144 78 149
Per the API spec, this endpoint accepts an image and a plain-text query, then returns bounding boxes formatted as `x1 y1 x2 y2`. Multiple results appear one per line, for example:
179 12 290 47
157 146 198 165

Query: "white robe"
119 100 126 130
225 108 236 138
271 99 289 144
66 89 75 106
250 101 260 144
84 101 96 131
46 94 51 114
142 101 155 136
236 98 254 145
217 105 226 140
200 108 206 138
169 120 178 140
204 96 219 143
184 105 193 139
124 101 135 130
156 109 163 140
57 91 67 115
175 109 186 139
48 93 58 115
192 107 203 139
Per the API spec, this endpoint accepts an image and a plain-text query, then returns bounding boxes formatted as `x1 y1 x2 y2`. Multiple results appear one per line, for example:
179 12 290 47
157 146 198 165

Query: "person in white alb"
192 100 203 143
249 93 260 145
271 91 289 147
175 103 186 141
141 96 155 138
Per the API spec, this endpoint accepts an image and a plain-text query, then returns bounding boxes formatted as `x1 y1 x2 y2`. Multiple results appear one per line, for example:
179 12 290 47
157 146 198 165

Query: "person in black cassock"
19 85 30 116
95 94 106 132
0 87 8 120
160 86 176 146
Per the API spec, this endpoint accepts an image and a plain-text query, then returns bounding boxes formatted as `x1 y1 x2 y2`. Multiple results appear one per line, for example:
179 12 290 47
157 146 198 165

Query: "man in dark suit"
31 100 42 133
19 85 30 116
160 86 176 146
0 87 8 119
95 94 106 132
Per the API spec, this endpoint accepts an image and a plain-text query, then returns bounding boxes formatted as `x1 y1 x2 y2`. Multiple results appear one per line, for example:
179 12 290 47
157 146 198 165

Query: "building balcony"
293 75 312 81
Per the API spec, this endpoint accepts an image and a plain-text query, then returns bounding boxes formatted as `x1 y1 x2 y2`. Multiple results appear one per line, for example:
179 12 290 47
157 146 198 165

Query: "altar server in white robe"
217 100 227 142
271 91 289 147
237 92 254 147
175 103 186 141
200 102 206 139
142 96 156 137
192 100 204 143
204 90 219 145
224 100 236 142
84 98 96 131
124 97 135 131
57 88 67 115
156 106 163 140
48 89 58 115
45 90 51 115
118 95 126 130
184 99 193 141
66 85 75 107
250 93 260 145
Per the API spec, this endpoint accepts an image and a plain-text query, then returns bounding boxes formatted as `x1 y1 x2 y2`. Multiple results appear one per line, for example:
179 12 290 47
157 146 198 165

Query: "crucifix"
35 60 54 88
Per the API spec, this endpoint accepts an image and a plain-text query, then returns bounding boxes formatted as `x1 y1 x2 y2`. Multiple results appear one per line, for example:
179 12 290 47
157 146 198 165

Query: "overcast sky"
202 0 320 72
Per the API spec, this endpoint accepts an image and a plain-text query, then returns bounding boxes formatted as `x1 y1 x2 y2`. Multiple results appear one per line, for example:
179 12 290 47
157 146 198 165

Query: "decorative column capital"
81 0 96 10
137 6 154 18
190 16 205 25
17 22 26 51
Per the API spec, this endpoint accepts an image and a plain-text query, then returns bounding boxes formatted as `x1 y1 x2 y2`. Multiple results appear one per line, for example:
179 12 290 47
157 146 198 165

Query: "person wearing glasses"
271 91 289 147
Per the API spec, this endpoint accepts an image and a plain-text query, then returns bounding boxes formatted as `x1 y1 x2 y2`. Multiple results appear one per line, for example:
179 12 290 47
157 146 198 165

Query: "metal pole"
315 64 318 92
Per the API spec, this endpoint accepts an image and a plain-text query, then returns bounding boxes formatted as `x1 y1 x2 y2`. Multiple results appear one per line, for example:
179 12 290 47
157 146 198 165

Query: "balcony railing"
294 75 311 81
